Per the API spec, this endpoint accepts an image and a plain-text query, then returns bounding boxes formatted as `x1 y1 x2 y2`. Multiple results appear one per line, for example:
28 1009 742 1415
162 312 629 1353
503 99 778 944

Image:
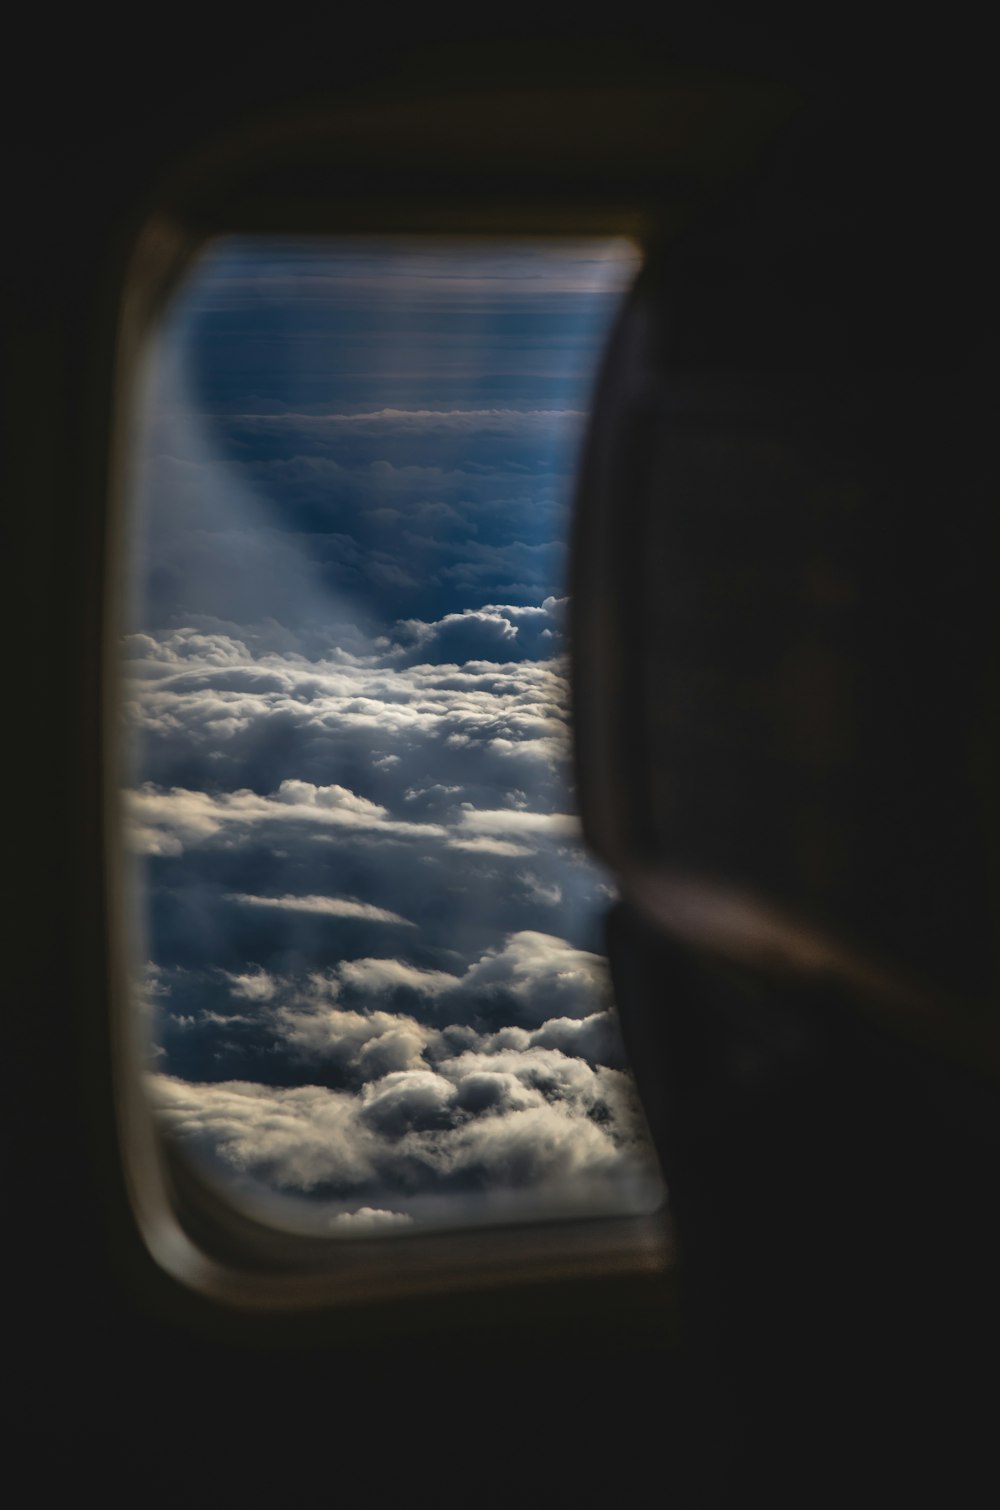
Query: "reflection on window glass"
124 237 662 1235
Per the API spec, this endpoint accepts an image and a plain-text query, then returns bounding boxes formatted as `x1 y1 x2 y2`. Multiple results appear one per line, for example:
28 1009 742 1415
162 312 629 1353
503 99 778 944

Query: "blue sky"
124 236 662 1234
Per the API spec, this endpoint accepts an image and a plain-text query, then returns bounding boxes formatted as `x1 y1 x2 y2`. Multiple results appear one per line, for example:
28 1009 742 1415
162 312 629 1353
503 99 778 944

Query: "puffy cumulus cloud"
177 938 621 1086
435 1046 644 1141
206 930 616 1075
397 608 518 662
148 1042 657 1211
123 626 573 806
360 1069 458 1136
125 620 619 1112
125 779 447 856
125 620 569 720
431 1103 622 1190
126 779 580 866
526 1014 625 1066
275 930 609 1030
451 931 611 1026
225 892 413 926
123 628 251 669
129 238 653 1226
479 1013 626 1068
271 782 388 818
223 966 279 1002
393 598 566 667
451 1069 539 1116
260 933 613 1071
151 1075 378 1190
328 1207 413 1230
456 807 578 841
276 1003 438 1078
519 872 563 906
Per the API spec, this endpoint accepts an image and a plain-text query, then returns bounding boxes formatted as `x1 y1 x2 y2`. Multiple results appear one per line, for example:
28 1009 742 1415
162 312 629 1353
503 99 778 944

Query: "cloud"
392 597 567 666
522 1013 624 1067
123 627 574 811
125 779 448 856
125 627 616 1093
328 1207 413 1230
150 1075 379 1191
148 1051 659 1219
519 872 562 906
455 807 578 840
157 930 614 1077
445 836 536 858
448 932 610 1025
336 958 459 998
129 236 654 1230
176 931 620 1089
225 893 413 925
360 1069 458 1136
127 780 579 866
275 1003 438 1076
223 967 279 1002
292 930 609 1029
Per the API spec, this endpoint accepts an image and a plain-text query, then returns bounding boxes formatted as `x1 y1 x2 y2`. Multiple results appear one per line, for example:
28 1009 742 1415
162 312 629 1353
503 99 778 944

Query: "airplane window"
121 236 663 1240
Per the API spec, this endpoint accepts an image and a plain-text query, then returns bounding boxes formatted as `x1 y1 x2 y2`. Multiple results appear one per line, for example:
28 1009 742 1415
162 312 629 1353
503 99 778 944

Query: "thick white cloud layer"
126 626 634 1231
124 620 570 752
149 1038 655 1210
123 622 579 873
125 620 644 1225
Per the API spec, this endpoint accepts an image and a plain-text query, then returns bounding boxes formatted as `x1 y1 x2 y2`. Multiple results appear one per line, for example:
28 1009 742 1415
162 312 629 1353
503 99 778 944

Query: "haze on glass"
123 237 662 1235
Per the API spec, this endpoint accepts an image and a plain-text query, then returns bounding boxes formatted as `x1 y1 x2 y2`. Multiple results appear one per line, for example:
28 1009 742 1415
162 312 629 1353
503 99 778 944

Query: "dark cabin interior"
5 9 996 1502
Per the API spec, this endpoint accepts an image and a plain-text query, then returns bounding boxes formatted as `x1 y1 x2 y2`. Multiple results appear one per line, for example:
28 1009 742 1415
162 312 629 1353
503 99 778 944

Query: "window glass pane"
124 236 662 1235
